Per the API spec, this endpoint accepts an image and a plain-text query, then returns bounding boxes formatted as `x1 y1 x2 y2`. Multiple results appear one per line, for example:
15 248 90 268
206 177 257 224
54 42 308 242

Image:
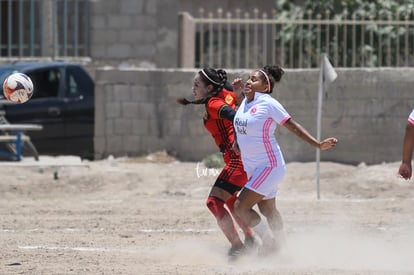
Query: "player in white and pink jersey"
232 65 338 255
398 109 414 179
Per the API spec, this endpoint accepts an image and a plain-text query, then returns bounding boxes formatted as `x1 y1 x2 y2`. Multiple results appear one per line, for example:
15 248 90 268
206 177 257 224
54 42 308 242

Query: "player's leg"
223 163 255 242
225 193 254 240
235 166 286 247
258 198 283 232
258 198 286 253
255 165 287 255
207 186 244 252
234 188 274 244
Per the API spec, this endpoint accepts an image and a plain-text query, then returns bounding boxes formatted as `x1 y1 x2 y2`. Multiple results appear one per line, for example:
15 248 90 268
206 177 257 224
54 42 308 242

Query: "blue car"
0 61 95 159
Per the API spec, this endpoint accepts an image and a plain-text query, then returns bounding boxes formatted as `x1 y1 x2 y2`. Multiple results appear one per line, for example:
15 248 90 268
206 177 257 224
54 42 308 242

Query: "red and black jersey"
203 89 247 188
203 89 237 155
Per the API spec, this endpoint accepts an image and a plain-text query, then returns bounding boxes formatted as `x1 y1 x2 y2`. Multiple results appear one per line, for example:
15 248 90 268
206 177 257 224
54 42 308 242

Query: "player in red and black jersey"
177 68 254 259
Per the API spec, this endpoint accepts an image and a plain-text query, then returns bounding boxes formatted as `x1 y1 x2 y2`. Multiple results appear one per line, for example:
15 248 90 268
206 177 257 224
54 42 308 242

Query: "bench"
0 135 31 142
0 124 43 161
0 101 44 161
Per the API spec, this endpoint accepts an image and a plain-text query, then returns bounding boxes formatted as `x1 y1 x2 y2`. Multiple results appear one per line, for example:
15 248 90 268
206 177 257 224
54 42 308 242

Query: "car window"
28 69 60 98
66 66 94 98
67 74 80 97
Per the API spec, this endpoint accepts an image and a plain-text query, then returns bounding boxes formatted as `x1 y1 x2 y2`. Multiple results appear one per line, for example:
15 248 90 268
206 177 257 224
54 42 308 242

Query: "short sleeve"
268 98 291 126
206 97 227 119
408 109 414 125
206 92 236 119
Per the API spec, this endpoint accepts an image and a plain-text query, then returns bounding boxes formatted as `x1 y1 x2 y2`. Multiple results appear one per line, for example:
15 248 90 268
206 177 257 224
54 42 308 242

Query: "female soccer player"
177 68 254 259
398 109 414 179
232 65 338 255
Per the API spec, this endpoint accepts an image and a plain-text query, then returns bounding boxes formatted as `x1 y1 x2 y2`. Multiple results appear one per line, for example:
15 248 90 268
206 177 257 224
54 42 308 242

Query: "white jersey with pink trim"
234 92 291 178
408 109 414 125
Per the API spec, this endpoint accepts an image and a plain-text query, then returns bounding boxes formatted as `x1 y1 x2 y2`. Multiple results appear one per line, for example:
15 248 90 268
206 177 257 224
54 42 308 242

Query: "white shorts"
244 164 286 200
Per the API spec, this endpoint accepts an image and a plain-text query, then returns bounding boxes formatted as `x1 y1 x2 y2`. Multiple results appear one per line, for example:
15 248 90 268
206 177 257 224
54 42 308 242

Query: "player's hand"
398 162 412 180
232 78 244 94
232 141 240 154
319 137 338 150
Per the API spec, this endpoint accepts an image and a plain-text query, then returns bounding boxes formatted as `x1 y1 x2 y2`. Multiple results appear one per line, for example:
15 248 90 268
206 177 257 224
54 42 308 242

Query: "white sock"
252 219 273 243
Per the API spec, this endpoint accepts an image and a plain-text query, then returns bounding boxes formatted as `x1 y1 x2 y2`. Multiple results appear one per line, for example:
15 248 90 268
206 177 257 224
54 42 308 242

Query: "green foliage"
202 153 225 168
277 0 414 19
274 0 414 67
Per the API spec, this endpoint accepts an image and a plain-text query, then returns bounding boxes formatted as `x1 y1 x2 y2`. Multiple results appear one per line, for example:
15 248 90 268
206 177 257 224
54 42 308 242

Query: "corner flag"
323 54 337 83
316 54 337 199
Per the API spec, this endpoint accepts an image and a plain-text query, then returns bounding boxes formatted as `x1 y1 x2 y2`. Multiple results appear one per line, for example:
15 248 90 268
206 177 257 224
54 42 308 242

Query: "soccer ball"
2 72 34 103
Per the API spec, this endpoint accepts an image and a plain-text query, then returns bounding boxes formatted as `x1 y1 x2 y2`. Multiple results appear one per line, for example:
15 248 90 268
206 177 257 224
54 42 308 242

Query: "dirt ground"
0 152 413 275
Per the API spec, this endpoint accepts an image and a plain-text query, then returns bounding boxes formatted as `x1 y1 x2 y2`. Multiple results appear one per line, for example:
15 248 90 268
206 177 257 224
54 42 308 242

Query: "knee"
206 196 223 213
260 205 277 218
206 196 215 211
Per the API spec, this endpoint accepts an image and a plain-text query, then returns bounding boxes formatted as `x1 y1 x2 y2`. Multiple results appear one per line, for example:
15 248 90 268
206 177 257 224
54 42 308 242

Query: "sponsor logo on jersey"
225 94 234 105
234 117 248 135
250 105 257 114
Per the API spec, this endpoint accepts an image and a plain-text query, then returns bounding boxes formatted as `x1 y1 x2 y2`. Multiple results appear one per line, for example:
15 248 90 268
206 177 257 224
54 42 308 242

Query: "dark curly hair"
259 65 284 93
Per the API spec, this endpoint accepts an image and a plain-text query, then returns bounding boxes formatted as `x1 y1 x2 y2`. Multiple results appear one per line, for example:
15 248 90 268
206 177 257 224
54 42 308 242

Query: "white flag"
323 55 337 83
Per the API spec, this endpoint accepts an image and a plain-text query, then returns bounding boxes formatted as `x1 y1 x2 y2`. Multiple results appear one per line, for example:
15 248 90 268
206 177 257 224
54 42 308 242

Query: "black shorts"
214 177 242 195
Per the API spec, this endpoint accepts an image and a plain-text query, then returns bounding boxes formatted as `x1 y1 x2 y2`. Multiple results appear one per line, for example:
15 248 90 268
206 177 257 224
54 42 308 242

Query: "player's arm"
208 97 237 122
399 122 414 179
283 118 337 150
401 122 414 164
219 105 236 122
232 125 240 153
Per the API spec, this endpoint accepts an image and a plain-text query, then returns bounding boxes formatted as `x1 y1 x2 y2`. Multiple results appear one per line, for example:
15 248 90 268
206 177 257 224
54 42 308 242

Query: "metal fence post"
42 0 54 57
198 8 205 67
217 8 223 67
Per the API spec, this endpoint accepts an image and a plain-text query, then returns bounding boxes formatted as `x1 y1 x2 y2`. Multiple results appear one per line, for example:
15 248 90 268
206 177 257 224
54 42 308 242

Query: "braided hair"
199 68 228 96
259 65 284 93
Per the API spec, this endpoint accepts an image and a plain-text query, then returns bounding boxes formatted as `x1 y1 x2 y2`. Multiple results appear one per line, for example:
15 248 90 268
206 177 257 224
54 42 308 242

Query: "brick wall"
94 68 413 164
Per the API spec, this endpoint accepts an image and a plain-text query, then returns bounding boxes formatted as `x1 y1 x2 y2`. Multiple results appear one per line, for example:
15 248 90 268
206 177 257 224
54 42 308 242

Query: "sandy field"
0 152 414 275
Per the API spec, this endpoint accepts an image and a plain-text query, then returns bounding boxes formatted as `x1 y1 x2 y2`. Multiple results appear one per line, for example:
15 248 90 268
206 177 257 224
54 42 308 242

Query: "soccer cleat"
227 244 246 261
244 235 257 250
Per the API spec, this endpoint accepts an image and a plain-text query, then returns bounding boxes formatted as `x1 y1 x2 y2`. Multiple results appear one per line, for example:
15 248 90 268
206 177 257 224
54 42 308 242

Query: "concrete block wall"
94 68 215 161
95 68 414 164
276 68 413 164
88 0 278 68
89 0 174 67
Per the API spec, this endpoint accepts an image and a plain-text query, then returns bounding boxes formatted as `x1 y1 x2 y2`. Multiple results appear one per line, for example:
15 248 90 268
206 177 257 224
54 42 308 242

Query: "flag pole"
316 54 325 200
316 53 337 200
